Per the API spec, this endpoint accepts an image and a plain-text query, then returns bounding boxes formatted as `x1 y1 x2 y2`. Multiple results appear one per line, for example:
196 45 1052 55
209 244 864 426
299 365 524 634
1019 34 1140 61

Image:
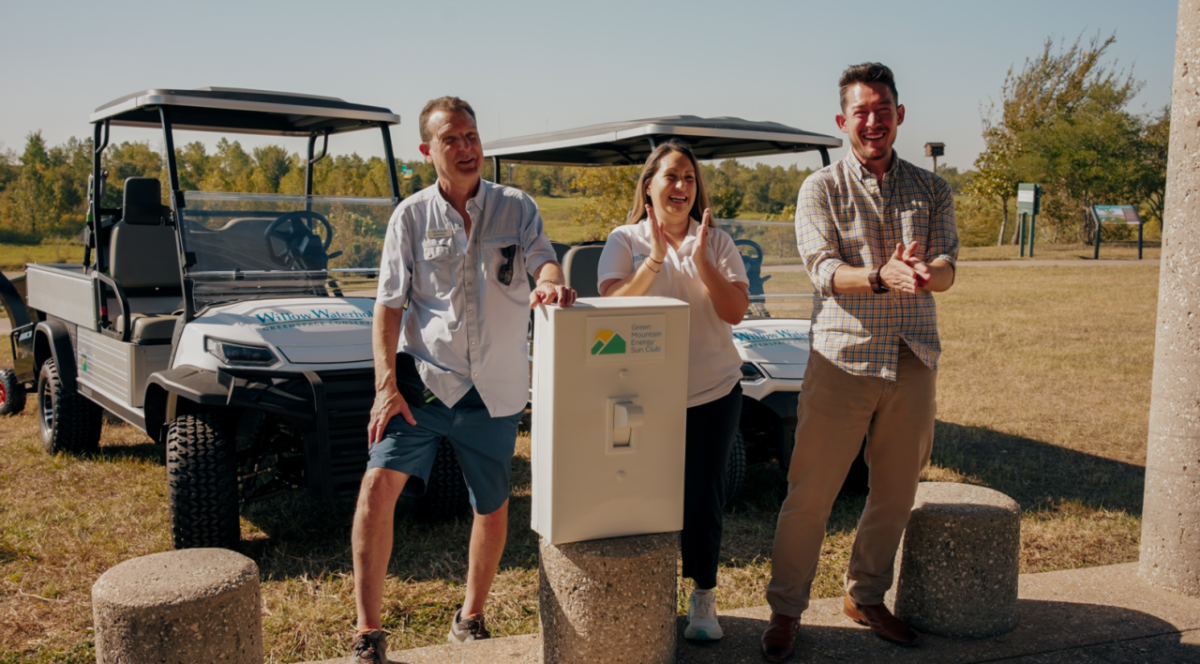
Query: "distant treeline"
0 133 838 244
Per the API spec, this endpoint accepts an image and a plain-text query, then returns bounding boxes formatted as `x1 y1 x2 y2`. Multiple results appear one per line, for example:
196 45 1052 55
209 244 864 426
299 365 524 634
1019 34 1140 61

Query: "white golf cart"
485 116 869 501
9 88 471 550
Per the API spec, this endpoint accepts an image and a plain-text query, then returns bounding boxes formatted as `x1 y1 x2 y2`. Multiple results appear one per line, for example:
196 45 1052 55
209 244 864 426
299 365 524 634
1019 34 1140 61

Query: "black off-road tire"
167 411 240 549
725 429 748 508
0 368 26 416
408 438 471 522
37 359 102 454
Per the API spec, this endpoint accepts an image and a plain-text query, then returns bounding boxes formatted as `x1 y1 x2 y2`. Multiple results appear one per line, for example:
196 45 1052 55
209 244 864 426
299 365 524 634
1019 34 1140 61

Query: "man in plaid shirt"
761 62 959 661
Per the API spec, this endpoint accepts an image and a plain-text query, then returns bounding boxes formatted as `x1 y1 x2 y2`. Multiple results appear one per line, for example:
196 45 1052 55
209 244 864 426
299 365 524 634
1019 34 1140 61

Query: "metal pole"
1028 213 1036 258
1018 213 1026 258
1140 0 1200 597
1138 221 1144 260
1093 212 1102 260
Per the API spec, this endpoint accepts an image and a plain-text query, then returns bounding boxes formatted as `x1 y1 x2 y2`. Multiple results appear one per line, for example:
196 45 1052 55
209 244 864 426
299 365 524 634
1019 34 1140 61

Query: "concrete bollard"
1140 0 1200 598
893 482 1021 638
92 548 263 664
538 533 677 664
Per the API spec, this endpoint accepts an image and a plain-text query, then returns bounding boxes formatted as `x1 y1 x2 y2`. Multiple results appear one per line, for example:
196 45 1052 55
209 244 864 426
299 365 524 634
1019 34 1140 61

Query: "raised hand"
695 209 712 266
645 204 668 268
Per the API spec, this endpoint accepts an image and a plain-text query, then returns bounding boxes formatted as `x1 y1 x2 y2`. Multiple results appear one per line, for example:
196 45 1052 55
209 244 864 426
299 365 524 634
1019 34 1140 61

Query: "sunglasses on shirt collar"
498 245 516 285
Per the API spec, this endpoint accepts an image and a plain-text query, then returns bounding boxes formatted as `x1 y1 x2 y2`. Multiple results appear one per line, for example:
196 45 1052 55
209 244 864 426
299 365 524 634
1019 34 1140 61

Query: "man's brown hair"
418 96 477 142
838 63 899 110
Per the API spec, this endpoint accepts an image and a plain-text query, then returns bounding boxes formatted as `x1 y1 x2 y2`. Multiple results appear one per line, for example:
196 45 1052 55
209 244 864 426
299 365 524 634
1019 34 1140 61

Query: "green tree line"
0 33 1167 250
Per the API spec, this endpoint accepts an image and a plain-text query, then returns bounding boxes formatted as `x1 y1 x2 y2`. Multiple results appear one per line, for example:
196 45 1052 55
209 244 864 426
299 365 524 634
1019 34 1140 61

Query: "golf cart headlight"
206 338 277 366
740 362 765 381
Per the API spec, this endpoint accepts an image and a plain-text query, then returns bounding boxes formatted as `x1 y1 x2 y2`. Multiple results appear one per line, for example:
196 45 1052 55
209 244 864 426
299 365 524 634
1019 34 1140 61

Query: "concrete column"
538 533 677 664
92 548 263 663
1140 0 1200 597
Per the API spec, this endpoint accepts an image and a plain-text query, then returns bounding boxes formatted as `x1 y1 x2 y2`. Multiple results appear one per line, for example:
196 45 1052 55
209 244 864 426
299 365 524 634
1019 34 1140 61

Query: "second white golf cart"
485 116 869 500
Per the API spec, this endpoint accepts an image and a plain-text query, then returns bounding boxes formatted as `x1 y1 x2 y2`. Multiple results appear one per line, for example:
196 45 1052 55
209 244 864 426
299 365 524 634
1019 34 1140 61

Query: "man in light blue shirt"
350 97 575 663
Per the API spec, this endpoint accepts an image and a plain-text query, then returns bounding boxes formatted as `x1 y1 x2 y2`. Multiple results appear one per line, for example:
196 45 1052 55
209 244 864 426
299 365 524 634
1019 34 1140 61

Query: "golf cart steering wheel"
263 210 335 269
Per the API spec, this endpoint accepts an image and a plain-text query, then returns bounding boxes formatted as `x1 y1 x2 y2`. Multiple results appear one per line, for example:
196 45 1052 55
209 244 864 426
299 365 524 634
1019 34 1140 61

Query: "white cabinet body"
531 296 690 545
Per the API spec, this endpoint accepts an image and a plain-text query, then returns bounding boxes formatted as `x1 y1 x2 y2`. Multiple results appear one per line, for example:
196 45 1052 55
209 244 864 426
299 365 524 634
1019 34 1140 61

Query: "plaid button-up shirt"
795 153 959 380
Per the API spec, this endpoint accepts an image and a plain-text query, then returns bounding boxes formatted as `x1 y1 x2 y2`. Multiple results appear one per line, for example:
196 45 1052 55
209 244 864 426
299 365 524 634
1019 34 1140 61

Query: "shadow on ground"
672 600 1192 663
234 419 1145 588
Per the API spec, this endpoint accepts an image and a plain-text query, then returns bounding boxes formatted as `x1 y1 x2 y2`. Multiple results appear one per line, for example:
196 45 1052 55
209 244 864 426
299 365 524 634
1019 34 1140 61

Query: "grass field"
0 261 1158 662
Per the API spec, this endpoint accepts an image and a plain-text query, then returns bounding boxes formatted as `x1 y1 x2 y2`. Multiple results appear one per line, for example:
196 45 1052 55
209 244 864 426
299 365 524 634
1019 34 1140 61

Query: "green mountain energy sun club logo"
591 329 626 356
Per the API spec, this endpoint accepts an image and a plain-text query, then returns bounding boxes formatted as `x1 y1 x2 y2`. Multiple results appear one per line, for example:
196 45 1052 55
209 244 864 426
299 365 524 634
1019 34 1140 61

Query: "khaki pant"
766 341 935 616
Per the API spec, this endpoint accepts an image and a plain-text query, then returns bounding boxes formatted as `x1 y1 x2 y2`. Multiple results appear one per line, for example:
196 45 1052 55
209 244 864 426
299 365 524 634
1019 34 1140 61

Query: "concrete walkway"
763 259 1160 273
304 563 1200 663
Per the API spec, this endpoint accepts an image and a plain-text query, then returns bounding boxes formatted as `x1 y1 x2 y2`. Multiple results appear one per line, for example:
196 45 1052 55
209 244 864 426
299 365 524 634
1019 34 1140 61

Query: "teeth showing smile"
669 196 687 203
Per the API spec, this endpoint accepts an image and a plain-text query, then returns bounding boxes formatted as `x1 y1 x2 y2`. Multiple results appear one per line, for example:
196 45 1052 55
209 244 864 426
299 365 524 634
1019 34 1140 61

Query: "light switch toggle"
612 401 644 448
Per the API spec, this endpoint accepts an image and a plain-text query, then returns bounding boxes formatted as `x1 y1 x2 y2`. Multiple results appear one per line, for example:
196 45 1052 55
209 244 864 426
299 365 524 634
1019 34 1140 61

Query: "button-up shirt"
376 179 558 417
796 153 959 380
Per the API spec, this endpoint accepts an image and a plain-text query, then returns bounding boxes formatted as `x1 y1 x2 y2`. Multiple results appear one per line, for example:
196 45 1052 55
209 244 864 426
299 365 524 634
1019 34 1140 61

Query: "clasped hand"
879 241 932 293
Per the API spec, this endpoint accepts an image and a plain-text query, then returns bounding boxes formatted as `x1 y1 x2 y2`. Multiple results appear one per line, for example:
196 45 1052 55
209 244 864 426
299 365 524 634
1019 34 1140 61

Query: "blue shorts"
367 387 522 515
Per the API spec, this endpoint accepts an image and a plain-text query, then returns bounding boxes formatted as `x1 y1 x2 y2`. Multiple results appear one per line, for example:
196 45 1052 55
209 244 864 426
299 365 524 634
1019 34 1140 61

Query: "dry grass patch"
0 262 1159 662
958 240 1160 262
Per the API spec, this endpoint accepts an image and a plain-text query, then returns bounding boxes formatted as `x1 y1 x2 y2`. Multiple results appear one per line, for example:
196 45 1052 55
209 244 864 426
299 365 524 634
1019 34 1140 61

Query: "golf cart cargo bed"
26 264 95 329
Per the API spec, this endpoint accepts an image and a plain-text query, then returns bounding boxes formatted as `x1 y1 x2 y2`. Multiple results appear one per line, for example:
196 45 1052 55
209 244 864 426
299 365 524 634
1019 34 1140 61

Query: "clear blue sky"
0 0 1179 172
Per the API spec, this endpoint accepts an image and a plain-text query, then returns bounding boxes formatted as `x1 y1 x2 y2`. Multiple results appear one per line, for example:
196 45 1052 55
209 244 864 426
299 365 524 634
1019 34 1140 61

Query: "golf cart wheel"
167 411 240 549
37 359 102 454
0 368 26 416
725 429 748 508
408 438 471 522
778 422 797 472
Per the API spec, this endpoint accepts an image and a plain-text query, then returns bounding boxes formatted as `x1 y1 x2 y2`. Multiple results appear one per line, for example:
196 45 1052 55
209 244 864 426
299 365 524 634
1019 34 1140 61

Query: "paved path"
763 259 1160 273
303 562 1200 664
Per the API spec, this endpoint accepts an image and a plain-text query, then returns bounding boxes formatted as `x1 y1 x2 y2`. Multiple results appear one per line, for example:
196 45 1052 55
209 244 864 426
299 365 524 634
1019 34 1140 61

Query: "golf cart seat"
108 177 182 342
562 245 605 298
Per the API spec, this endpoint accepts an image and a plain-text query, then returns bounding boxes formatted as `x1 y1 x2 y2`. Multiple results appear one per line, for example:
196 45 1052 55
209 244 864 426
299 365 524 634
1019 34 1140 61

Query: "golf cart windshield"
179 192 391 311
709 218 814 320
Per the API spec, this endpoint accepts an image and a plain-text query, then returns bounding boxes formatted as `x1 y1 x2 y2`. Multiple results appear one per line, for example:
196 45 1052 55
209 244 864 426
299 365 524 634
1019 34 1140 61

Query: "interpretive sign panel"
1093 205 1142 226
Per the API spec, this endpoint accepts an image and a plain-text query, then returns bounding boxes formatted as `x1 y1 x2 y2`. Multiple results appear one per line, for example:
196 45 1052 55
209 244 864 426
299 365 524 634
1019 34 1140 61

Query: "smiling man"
349 97 575 664
760 63 959 661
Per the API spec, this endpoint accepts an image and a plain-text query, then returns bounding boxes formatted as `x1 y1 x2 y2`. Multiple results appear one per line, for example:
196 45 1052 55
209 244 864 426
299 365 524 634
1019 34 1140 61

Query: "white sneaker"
684 588 724 641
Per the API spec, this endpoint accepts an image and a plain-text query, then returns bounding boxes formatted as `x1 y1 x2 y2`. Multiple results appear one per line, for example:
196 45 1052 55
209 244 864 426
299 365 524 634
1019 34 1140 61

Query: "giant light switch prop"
531 296 690 545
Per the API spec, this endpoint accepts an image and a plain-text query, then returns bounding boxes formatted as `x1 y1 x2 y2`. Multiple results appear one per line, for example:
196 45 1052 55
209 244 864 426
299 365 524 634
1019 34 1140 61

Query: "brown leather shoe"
760 611 800 662
842 595 918 646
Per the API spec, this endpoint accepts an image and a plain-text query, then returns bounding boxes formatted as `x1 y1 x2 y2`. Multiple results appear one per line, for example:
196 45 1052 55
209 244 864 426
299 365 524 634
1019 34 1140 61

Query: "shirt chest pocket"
422 238 454 261
417 238 457 297
898 202 931 249
483 236 528 300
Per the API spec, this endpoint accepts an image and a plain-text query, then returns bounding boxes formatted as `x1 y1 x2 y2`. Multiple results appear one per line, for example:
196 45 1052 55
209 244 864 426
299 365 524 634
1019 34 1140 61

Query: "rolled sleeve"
376 206 411 309
927 177 960 266
795 176 846 298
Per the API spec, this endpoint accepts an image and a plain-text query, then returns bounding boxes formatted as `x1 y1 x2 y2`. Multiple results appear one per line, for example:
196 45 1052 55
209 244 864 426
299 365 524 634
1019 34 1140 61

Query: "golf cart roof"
483 115 842 165
91 87 400 136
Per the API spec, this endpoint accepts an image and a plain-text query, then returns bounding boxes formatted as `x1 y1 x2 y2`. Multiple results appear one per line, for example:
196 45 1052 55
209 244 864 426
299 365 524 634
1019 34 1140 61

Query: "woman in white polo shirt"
597 139 750 642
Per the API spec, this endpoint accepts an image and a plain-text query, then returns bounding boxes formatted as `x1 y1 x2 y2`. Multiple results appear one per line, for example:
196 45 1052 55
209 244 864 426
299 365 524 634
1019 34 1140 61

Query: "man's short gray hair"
419 97 477 143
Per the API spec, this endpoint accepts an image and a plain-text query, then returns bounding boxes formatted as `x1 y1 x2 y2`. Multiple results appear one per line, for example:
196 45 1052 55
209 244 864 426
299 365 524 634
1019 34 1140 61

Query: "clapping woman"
597 139 750 641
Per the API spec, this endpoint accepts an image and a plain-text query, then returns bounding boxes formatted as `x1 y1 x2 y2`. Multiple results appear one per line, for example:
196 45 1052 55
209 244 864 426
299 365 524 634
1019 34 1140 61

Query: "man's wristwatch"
868 268 888 294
